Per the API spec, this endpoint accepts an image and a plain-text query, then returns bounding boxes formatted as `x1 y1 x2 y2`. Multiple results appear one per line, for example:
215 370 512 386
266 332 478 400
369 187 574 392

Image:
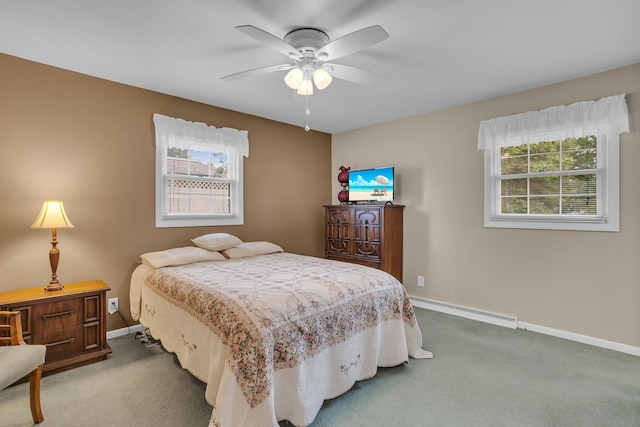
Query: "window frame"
483 131 619 231
478 94 628 232
153 114 248 228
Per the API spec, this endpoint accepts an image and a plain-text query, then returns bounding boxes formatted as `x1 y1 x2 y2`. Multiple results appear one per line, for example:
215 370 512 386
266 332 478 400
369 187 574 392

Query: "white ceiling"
1 0 639 134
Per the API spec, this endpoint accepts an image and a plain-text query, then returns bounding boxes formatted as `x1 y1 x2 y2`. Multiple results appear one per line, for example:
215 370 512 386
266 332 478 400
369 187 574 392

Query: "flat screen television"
348 166 394 203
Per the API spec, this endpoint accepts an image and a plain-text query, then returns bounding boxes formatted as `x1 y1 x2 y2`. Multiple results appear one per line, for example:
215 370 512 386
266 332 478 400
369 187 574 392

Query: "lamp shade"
313 68 332 90
284 68 303 90
297 79 314 96
31 200 75 229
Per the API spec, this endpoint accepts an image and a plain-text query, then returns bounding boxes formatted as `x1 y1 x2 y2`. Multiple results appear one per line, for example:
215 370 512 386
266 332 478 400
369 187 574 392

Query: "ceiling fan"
221 25 389 95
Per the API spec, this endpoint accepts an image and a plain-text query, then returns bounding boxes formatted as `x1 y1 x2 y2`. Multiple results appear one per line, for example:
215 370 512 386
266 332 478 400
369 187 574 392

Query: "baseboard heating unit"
410 296 640 356
411 296 518 329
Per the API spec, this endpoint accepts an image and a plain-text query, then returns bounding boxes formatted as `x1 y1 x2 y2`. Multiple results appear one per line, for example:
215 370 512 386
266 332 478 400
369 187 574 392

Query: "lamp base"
44 282 64 292
45 232 64 292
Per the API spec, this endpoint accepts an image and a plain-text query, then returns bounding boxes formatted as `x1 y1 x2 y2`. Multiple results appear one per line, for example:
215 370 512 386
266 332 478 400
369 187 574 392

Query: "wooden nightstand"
0 280 112 375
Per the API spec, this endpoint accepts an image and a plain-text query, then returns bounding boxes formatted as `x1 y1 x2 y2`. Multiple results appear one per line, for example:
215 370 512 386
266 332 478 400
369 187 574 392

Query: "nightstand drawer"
33 325 84 363
31 298 83 333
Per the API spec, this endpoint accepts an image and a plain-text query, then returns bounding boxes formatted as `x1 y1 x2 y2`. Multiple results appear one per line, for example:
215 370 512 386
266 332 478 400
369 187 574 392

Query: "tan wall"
333 64 640 348
0 53 332 331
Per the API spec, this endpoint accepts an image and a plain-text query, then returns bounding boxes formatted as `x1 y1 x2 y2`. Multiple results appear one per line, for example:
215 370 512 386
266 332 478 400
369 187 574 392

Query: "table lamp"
30 200 75 291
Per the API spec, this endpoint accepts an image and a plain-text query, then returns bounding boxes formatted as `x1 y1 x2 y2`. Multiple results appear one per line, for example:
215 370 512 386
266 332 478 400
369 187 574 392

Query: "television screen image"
348 166 394 202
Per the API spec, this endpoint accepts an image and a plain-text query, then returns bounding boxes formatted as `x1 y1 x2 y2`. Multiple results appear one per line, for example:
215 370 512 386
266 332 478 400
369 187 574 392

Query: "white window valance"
153 113 249 157
477 94 629 151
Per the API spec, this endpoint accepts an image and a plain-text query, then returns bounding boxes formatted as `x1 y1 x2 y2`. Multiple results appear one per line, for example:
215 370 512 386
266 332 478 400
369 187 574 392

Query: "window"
153 114 249 228
478 94 628 231
500 136 599 216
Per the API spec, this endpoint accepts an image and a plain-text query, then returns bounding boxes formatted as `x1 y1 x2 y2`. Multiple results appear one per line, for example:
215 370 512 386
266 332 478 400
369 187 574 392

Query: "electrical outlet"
417 276 425 287
108 297 119 315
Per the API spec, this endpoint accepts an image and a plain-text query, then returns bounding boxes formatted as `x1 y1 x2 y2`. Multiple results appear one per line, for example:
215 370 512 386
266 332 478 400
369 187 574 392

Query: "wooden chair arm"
0 311 26 346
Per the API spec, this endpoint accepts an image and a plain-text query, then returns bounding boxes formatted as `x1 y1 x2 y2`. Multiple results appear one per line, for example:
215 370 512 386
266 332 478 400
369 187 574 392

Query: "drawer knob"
41 309 75 320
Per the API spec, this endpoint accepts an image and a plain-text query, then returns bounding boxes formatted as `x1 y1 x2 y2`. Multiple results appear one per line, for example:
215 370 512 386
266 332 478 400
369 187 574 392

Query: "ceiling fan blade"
316 25 389 61
326 63 385 86
221 64 293 81
236 25 301 59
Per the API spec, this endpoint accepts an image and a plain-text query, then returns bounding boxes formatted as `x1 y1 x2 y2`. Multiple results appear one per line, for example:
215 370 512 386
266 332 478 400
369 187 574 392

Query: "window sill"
156 214 244 228
484 215 619 232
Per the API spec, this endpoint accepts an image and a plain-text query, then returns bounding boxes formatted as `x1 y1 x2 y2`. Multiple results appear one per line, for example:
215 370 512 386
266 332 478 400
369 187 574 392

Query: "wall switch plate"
108 297 119 314
417 276 425 287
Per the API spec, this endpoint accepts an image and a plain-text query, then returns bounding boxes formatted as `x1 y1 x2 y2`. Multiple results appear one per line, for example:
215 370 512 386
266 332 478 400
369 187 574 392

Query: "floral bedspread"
142 253 419 410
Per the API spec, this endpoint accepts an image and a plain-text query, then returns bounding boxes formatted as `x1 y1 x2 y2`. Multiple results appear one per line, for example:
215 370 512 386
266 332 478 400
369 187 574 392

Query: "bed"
129 236 432 427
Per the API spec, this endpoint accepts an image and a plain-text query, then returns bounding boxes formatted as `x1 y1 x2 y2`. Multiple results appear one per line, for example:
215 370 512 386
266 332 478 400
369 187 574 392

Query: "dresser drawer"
353 206 381 225
31 298 83 333
352 240 381 259
326 207 351 225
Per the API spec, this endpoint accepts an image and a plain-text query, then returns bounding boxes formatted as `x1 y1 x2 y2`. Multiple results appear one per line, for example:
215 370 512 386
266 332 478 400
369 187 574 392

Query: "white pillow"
140 246 225 268
222 241 284 259
192 233 243 251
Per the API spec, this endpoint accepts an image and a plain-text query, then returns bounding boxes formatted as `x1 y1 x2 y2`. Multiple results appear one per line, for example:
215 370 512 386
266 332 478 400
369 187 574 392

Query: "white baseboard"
106 324 146 339
410 296 640 357
517 321 640 357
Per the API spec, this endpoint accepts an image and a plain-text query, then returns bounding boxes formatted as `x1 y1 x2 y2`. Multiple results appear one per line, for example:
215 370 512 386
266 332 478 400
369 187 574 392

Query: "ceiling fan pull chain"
305 95 311 131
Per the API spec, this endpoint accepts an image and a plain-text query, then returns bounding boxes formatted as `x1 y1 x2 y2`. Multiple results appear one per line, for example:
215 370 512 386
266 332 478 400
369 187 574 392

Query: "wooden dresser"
324 204 404 282
0 280 112 375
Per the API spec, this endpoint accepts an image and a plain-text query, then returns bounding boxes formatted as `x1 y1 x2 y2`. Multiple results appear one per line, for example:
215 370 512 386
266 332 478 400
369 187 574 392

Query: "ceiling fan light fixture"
227 24 390 131
312 68 332 90
297 79 314 96
284 67 303 89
